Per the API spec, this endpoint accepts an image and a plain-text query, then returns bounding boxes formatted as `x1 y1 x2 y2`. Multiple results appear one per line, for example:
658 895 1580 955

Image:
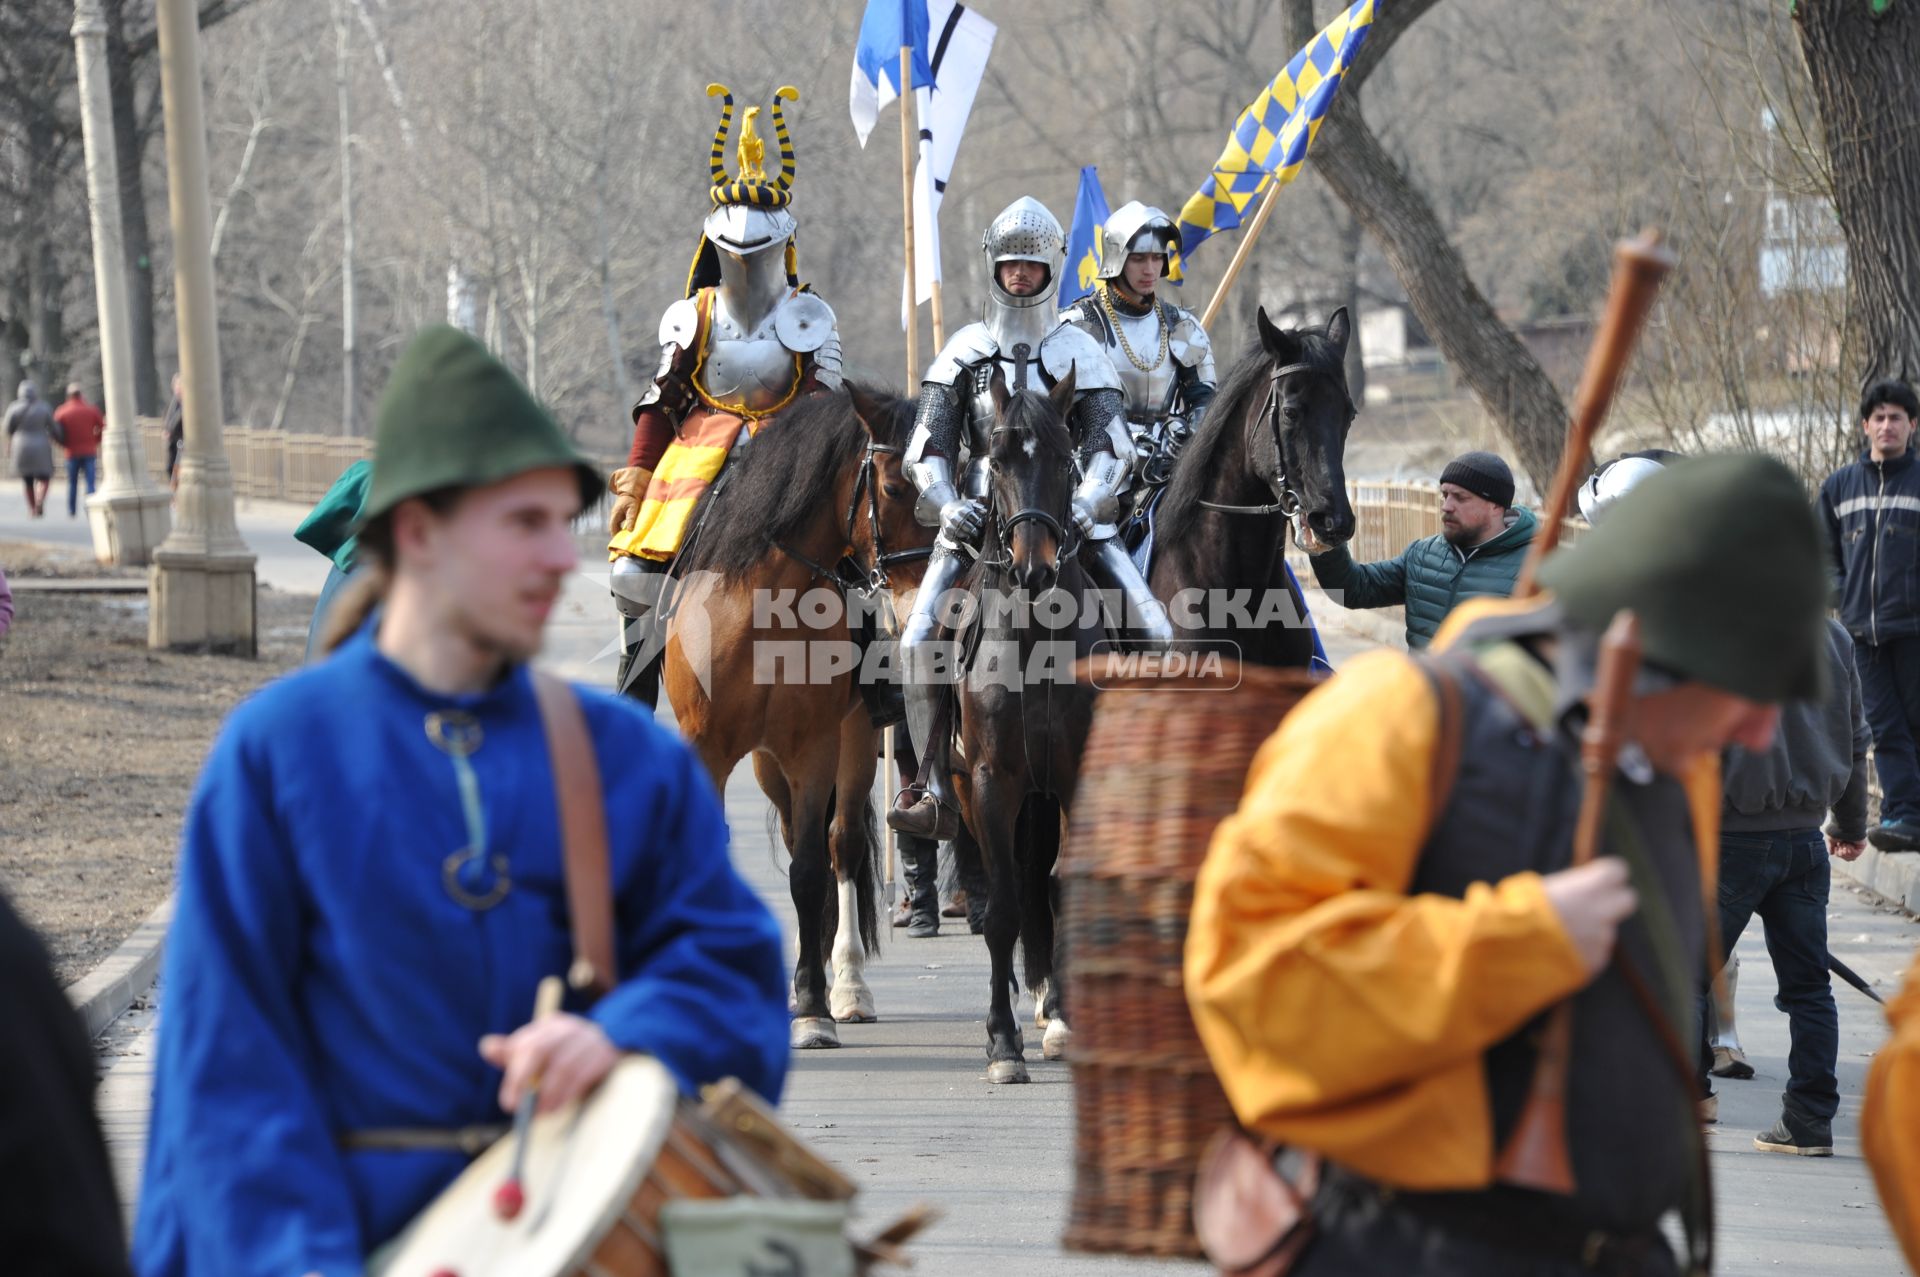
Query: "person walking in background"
1696 618 1870 1157
162 372 184 488
52 383 104 518
5 380 58 518
1819 378 1920 852
1305 450 1537 649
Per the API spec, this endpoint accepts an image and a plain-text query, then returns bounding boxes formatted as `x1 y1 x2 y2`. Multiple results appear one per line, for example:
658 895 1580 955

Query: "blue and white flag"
902 1 996 321
849 0 935 147
1061 166 1112 308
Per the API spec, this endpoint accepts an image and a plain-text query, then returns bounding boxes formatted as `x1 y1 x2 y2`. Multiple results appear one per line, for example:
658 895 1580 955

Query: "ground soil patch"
0 540 311 984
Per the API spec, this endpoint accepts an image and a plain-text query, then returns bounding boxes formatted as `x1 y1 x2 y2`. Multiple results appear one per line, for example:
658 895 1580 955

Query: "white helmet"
1578 455 1666 523
1097 201 1178 282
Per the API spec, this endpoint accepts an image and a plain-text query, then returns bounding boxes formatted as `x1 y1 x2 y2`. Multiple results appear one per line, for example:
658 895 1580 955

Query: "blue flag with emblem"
1176 0 1374 261
1061 166 1112 307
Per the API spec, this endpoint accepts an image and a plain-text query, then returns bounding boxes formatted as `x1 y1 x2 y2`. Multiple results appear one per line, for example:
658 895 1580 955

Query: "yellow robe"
1865 952 1920 1269
1184 596 1721 1189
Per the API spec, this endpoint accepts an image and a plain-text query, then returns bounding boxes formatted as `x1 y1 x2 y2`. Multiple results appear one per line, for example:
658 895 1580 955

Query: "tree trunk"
1277 0 1567 492
1796 0 1920 387
106 0 161 416
1336 207 1366 406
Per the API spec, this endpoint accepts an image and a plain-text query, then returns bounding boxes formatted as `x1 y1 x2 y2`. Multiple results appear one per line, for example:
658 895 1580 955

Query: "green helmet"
1538 452 1829 704
361 325 601 522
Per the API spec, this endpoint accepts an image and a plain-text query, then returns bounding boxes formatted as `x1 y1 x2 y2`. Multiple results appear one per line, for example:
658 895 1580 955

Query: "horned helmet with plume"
686 83 804 297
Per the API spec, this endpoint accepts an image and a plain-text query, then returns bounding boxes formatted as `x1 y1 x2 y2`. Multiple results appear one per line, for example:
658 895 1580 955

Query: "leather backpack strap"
1418 654 1469 819
530 672 617 1000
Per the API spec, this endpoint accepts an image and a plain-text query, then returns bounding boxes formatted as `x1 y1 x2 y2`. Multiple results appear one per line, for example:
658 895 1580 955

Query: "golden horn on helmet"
706 83 735 186
772 85 799 192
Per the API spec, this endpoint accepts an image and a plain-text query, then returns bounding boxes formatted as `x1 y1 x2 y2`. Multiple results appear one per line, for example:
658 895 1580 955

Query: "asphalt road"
22 481 1912 1274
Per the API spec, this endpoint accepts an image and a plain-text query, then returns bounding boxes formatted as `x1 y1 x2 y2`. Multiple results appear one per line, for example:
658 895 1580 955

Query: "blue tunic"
132 628 789 1276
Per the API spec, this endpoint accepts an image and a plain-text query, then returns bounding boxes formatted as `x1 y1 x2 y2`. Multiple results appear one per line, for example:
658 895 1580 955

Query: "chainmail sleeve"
908 381 968 462
1069 387 1129 455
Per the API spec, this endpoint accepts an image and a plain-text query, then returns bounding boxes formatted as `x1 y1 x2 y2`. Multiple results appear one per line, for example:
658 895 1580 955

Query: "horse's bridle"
1198 360 1356 541
776 440 932 597
975 425 1081 579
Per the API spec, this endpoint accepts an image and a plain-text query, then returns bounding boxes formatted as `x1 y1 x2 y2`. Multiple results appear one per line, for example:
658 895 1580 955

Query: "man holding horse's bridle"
889 196 1169 841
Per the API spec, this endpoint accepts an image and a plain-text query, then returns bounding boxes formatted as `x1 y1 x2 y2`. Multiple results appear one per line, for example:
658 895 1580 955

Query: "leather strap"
531 673 616 999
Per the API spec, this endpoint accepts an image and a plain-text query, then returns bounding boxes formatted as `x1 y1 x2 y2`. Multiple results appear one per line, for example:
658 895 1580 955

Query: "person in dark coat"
0 890 132 1276
1307 450 1538 648
5 380 58 517
1818 378 1920 851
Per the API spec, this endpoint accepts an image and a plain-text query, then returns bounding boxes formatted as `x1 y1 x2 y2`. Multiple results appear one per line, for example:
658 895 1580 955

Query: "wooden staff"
1515 229 1675 598
1493 610 1641 1194
1200 178 1285 330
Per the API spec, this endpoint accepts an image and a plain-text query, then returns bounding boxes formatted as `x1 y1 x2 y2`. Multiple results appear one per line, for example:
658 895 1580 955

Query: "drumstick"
493 976 566 1222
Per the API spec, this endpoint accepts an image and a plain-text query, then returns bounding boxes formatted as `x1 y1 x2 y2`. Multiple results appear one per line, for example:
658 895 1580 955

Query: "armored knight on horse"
1059 200 1217 491
888 197 1170 841
607 84 842 708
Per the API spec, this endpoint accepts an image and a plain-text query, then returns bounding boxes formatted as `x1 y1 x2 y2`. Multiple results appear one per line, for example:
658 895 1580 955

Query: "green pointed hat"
1538 452 1829 703
361 325 601 522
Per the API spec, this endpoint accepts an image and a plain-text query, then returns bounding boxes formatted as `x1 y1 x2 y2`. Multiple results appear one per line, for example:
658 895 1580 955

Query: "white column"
72 0 172 566
149 0 256 654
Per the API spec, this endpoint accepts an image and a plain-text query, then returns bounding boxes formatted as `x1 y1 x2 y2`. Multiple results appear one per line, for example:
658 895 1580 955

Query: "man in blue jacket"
133 328 789 1276
1307 450 1537 649
1819 378 1920 852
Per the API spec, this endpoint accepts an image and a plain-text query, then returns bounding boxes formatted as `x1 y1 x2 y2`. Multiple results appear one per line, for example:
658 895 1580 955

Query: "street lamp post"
71 0 172 566
149 0 256 654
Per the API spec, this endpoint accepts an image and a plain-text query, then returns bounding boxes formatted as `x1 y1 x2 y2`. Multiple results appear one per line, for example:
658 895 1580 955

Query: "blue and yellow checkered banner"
1176 0 1374 261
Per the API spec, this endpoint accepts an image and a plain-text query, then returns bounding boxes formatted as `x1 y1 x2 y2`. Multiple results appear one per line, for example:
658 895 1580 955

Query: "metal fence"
133 418 625 507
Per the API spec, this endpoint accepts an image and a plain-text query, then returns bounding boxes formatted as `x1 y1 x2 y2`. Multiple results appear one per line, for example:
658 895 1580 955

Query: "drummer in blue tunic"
133 326 789 1276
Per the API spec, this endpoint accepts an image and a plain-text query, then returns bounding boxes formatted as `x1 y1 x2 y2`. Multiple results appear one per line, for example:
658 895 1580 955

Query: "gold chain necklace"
1100 286 1169 373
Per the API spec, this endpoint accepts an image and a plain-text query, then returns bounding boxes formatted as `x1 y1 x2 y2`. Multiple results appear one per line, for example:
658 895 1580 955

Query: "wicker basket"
1060 660 1322 1258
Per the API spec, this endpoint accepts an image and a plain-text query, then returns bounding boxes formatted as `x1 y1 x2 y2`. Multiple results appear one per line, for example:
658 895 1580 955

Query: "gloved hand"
1071 493 1117 535
936 497 986 548
608 466 654 535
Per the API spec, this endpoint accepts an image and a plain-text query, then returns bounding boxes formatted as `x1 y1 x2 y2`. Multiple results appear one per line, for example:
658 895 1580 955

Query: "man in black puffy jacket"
1818 378 1920 851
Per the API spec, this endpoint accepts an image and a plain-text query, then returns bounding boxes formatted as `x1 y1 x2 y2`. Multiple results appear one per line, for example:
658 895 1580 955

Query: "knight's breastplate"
695 299 802 416
960 353 1045 453
1102 306 1176 421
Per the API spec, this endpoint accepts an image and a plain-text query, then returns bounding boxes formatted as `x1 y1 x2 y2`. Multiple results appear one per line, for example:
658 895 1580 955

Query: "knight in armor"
888 197 1172 841
1060 201 1217 491
605 84 841 709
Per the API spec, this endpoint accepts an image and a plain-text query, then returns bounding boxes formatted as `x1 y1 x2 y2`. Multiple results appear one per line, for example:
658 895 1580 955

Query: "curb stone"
1836 847 1920 917
67 896 171 1039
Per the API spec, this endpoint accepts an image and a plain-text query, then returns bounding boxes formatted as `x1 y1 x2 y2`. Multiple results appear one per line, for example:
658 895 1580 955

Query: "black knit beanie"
1439 451 1514 508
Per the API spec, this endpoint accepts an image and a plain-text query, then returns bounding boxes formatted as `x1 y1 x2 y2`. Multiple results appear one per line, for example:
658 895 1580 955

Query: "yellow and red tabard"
1866 951 1920 1269
609 287 806 564
1183 595 1721 1189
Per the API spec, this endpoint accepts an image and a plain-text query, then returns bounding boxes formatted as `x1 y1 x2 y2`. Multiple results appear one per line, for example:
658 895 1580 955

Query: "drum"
373 1058 848 1277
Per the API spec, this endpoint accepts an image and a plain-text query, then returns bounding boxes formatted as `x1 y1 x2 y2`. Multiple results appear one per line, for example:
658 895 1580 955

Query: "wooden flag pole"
1200 178 1285 330
931 278 946 351
899 47 921 389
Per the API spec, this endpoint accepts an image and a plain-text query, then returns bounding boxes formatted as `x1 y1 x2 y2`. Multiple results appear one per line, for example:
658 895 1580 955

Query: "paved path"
19 480 1910 1271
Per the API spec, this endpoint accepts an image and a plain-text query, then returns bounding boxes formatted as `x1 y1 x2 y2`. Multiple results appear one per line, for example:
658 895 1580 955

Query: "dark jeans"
1856 636 1920 823
1695 828 1839 1123
66 455 96 515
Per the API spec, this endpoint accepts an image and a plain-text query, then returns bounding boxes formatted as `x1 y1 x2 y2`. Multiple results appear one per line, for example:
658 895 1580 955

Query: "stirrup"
887 787 959 840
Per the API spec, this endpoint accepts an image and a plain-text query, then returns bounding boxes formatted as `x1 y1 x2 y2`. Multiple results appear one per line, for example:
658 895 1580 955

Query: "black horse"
947 367 1098 1084
1148 306 1357 667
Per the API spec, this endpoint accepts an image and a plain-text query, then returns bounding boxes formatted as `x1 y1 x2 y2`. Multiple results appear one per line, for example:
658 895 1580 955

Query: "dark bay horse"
1148 306 1357 667
662 385 931 1050
947 368 1099 1083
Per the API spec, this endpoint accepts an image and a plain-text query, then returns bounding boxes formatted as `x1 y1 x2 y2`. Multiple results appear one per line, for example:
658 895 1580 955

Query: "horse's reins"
774 439 933 599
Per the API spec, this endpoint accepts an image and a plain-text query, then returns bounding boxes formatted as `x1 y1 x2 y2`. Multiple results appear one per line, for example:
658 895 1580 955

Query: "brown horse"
661 385 931 1050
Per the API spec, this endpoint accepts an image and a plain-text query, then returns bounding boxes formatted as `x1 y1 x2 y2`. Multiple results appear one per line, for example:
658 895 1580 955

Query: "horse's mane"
990 387 1076 465
1155 323 1348 544
682 383 912 580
